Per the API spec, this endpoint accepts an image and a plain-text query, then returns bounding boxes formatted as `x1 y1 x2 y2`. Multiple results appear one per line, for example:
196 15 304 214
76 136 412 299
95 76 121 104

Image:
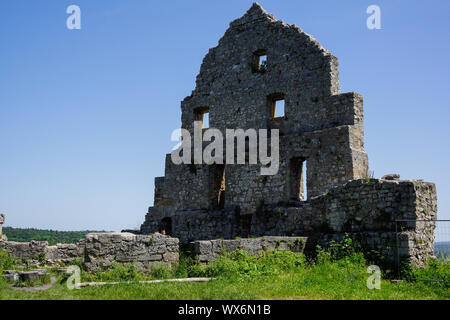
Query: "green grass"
13 274 52 288
0 236 449 300
1 264 448 300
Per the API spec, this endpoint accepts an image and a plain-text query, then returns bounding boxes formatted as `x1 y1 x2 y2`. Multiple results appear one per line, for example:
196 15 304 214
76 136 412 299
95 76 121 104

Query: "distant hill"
2 227 111 245
434 241 450 260
435 242 450 253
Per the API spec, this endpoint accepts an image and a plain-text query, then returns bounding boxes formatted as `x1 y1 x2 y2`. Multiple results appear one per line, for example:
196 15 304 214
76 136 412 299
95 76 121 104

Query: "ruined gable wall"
167 6 368 212
142 4 368 234
182 6 340 135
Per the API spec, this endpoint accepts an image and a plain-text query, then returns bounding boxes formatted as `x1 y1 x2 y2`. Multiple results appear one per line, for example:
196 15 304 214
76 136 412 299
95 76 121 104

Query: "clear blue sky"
0 1 449 231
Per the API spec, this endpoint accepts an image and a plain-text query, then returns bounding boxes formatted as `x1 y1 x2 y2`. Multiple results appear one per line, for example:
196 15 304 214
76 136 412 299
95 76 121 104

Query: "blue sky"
0 1 449 231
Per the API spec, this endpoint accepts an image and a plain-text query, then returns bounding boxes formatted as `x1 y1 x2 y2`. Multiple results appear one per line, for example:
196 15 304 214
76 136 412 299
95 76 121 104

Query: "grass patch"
0 237 449 300
14 273 51 288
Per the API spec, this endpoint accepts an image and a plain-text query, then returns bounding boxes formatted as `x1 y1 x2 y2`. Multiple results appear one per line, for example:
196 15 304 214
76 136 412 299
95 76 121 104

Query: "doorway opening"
160 217 172 236
289 157 307 201
210 164 225 209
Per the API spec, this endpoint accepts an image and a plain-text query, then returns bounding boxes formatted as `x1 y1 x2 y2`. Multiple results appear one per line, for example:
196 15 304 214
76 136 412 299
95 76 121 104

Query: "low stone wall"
45 243 85 265
83 232 179 272
0 228 179 272
0 240 48 262
0 239 86 265
192 236 307 263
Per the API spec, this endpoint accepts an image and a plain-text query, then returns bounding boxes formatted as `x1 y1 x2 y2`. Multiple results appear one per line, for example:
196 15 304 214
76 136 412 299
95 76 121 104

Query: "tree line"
2 227 109 245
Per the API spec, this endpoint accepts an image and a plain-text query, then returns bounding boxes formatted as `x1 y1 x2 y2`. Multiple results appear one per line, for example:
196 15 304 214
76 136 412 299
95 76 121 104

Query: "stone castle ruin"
140 3 437 267
0 4 438 271
141 3 368 235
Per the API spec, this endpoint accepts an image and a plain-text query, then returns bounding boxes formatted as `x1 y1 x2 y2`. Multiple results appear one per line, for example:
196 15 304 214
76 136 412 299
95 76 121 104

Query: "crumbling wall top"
188 2 338 100
228 3 329 54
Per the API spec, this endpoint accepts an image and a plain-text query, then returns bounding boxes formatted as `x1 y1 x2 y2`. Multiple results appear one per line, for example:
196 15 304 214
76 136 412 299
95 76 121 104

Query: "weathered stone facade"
250 178 437 267
141 2 368 232
142 208 252 244
192 236 307 263
0 4 438 271
139 3 438 268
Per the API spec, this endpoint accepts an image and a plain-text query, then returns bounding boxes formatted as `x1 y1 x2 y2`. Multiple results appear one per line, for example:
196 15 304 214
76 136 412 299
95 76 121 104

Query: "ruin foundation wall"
142 178 437 268
0 229 179 272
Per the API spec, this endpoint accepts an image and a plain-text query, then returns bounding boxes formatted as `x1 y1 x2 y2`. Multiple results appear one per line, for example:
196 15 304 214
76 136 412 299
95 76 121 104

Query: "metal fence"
395 219 450 283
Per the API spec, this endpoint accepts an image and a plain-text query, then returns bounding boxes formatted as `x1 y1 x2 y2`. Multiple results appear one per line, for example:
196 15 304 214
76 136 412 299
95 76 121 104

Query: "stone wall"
192 236 307 263
142 177 437 268
0 4 438 271
142 2 369 223
250 178 437 267
0 240 86 265
45 243 85 265
0 219 179 272
141 208 252 244
83 232 179 272
139 6 438 270
0 240 48 262
0 214 84 265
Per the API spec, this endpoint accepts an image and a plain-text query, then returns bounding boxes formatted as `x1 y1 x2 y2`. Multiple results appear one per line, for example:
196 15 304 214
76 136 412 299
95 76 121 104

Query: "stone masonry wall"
0 213 82 264
143 177 437 268
250 178 437 267
143 3 369 223
141 208 252 244
0 240 48 262
45 243 85 265
192 236 307 263
0 217 179 272
83 232 179 272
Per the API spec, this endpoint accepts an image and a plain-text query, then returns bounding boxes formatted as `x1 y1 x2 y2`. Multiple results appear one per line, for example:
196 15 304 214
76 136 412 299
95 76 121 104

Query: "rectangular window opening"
275 99 285 118
259 54 267 67
194 107 210 128
268 94 285 119
203 112 209 128
253 49 267 72
210 164 225 209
